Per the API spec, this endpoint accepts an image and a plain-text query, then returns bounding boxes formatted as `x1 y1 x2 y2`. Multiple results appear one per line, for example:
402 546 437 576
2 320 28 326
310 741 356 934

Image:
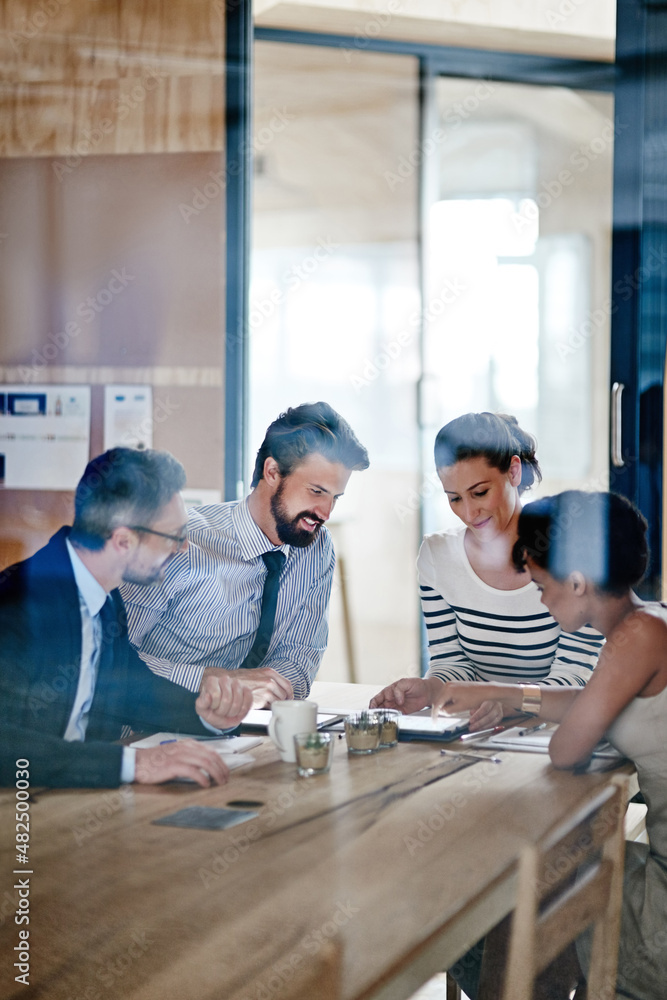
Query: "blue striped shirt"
120 498 335 697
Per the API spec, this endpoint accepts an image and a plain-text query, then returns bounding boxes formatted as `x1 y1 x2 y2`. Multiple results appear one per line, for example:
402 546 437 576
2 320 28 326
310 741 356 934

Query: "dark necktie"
239 550 285 669
96 596 116 669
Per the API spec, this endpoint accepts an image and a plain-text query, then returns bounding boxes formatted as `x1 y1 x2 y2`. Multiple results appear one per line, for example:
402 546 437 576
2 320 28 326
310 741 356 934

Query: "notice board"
0 385 91 490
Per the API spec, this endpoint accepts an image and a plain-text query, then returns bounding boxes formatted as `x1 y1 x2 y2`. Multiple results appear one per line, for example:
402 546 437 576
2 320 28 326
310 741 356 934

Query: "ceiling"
255 0 616 62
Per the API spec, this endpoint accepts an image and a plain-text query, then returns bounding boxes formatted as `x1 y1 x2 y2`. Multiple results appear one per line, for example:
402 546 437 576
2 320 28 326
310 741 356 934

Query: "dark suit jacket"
0 527 213 787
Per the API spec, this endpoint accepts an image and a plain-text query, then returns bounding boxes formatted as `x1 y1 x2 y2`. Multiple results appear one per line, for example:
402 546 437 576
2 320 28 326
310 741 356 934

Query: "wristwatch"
519 684 542 716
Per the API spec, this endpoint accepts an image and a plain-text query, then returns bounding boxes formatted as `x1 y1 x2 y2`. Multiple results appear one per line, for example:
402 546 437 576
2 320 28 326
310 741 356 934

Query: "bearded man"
122 403 369 706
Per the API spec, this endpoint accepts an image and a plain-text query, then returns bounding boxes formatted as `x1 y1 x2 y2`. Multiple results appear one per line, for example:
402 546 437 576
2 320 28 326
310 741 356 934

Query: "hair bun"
434 411 542 495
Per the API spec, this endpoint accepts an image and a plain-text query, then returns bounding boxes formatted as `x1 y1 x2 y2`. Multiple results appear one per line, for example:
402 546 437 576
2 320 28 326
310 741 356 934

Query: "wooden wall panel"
0 0 224 156
0 2 227 567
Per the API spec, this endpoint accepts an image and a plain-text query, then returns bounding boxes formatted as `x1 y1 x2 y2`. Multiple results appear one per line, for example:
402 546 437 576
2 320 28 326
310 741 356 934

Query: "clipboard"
397 711 469 743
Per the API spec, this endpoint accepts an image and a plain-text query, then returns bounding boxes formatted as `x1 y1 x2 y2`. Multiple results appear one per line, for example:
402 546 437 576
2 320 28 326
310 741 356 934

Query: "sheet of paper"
103 384 152 450
309 681 381 714
222 752 256 771
129 733 262 754
241 710 341 730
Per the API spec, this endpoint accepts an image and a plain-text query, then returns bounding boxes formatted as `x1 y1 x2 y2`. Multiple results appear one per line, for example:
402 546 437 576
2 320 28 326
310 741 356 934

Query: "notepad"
476 726 623 761
479 726 553 752
129 732 262 754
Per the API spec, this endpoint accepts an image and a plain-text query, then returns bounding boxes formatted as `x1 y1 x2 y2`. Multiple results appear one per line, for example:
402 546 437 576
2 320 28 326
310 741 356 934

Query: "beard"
122 552 177 586
270 481 324 548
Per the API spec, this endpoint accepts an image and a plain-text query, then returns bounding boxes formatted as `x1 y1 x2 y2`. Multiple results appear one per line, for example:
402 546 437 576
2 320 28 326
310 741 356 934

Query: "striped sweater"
419 528 603 686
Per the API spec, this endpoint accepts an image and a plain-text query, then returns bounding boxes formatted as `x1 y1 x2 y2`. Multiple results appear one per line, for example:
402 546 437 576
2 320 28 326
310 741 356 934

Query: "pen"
160 739 177 744
441 749 502 764
458 726 505 742
517 723 548 736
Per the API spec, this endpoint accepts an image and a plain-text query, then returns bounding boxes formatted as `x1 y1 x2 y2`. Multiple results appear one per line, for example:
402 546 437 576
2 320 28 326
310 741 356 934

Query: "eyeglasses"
127 526 188 551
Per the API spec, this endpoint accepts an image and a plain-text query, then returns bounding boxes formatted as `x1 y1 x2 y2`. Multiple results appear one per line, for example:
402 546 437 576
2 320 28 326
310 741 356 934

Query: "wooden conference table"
0 682 634 1000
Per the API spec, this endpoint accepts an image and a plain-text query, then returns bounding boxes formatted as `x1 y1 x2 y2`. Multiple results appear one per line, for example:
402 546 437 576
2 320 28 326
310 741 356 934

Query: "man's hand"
369 676 444 714
196 674 253 728
134 740 229 787
202 666 293 709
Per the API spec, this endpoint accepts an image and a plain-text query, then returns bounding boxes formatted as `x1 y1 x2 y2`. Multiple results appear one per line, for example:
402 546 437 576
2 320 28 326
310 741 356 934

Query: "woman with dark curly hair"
436 490 667 1000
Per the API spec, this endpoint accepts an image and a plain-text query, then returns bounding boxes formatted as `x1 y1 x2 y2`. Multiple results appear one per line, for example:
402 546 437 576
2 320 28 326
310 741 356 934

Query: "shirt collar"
232 495 291 563
66 539 109 617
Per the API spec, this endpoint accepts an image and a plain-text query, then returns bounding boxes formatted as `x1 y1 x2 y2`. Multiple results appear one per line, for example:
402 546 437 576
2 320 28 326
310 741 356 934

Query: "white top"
418 527 604 686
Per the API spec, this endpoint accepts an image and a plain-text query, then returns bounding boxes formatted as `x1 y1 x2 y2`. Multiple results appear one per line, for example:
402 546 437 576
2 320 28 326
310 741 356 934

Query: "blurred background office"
1 0 665 686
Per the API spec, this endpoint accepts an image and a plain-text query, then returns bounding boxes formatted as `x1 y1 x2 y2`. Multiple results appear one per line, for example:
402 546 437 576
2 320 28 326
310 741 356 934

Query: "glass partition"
422 78 614 534
251 42 422 685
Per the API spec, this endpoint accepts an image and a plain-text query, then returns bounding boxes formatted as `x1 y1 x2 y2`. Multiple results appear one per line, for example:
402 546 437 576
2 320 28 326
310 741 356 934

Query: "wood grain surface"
0 737 633 1000
1 0 224 157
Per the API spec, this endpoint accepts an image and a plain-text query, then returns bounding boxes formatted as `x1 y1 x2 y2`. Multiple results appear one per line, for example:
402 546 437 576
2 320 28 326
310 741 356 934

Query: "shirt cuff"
121 747 137 783
199 716 239 736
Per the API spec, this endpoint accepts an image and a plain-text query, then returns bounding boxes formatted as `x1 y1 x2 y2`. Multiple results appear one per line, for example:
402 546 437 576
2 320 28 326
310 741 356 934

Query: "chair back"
500 778 628 1000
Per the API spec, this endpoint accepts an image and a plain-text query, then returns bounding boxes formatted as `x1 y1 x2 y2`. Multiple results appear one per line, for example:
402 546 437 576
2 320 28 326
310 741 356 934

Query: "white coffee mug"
269 700 317 762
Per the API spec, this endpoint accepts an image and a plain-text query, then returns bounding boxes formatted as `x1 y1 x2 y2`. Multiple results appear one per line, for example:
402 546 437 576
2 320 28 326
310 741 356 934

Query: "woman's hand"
432 681 496 719
370 676 444 714
468 699 504 731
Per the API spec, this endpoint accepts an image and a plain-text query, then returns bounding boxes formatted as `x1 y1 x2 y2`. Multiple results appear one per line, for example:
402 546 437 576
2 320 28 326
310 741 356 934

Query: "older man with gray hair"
0 447 251 788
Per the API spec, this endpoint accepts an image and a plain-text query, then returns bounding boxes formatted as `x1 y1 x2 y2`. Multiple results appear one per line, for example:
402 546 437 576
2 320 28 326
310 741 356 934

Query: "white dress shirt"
64 541 136 782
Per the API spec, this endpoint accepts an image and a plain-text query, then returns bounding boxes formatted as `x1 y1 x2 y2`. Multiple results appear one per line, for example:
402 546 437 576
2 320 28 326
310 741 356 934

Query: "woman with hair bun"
371 413 603 730
436 491 667 1000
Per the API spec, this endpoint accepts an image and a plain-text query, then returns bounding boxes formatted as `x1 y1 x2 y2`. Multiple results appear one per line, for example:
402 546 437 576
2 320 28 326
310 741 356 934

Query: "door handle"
611 382 624 467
